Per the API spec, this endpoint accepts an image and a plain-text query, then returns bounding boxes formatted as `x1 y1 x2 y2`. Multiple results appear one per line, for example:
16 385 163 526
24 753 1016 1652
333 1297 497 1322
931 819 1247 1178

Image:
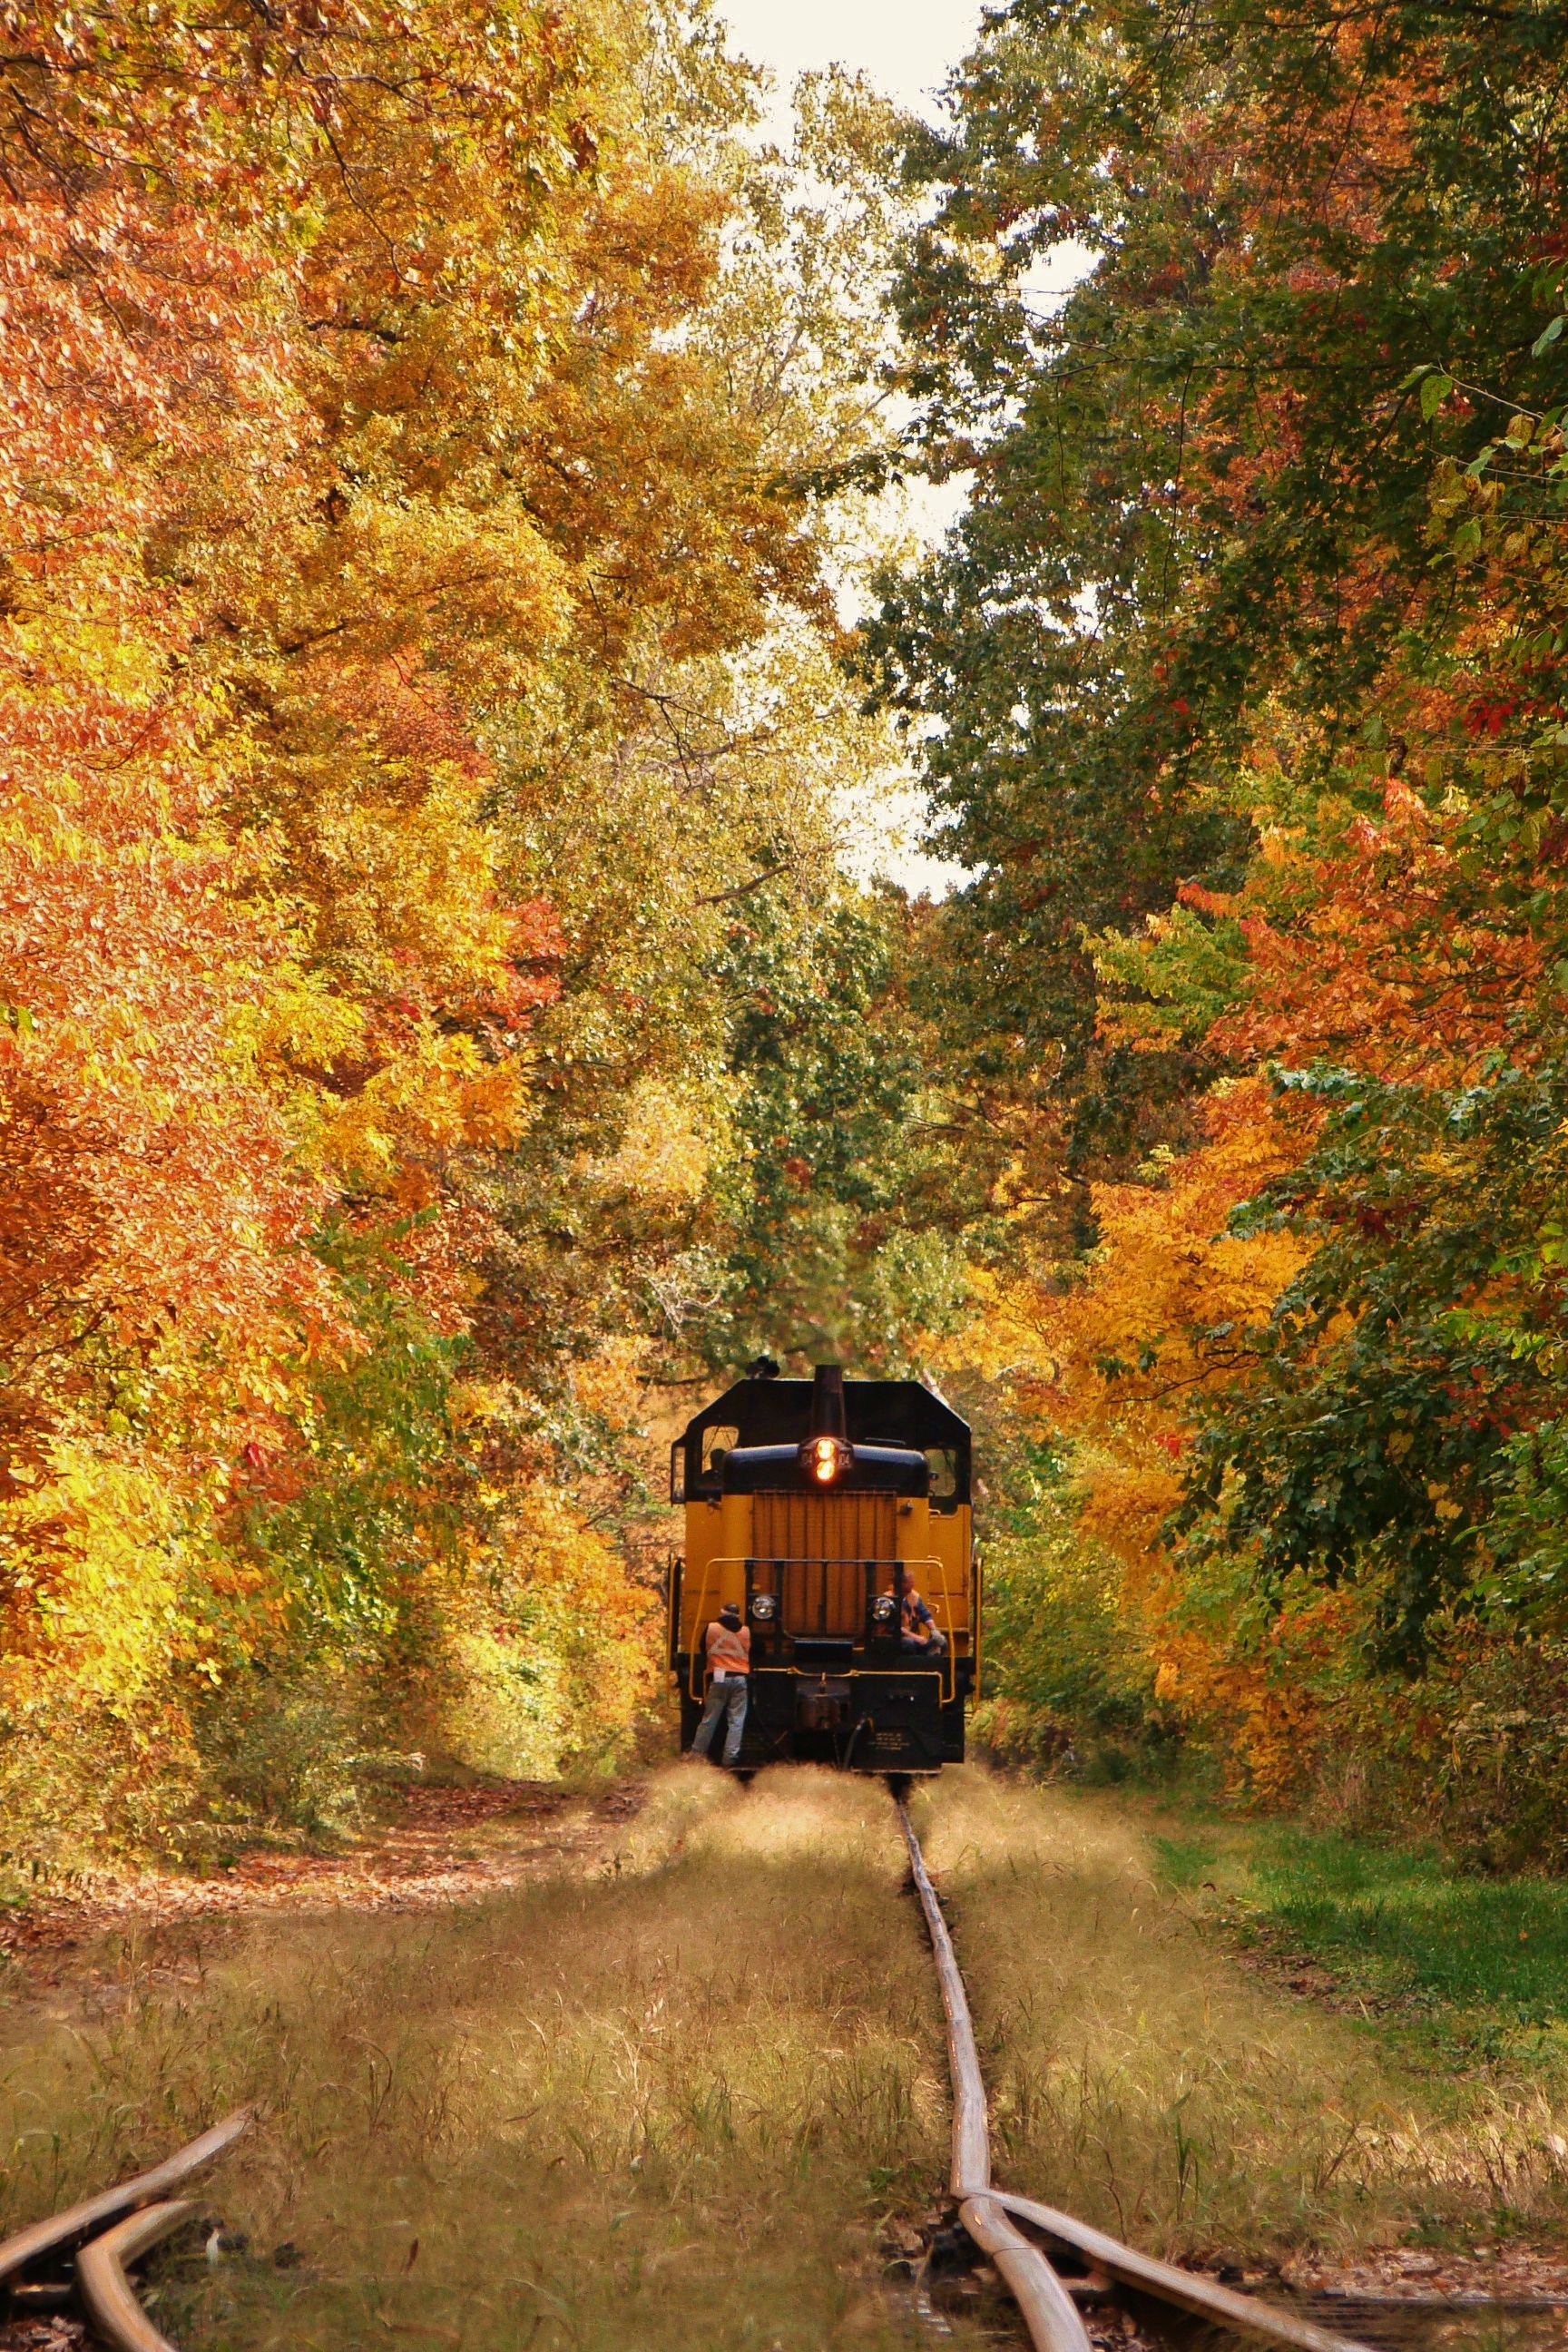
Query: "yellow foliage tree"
992 1079 1358 1798
0 0 914 1857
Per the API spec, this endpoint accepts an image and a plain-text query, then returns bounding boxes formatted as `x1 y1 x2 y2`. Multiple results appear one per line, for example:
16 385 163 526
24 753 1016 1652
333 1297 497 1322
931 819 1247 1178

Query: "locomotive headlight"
871 1592 897 1626
803 1435 847 1484
750 1592 778 1622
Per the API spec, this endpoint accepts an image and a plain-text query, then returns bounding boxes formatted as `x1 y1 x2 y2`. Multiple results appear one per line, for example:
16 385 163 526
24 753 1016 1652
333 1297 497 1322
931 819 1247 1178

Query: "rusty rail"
896 1797 1094 2352
894 1796 1378 2352
997 2190 1384 2352
0 2106 254 2296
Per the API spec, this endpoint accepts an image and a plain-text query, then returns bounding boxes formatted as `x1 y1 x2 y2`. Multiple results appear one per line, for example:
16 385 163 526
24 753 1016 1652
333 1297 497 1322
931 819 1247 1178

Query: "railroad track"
0 1786 1553 2351
0 2109 253 2352
893 1793 1384 2352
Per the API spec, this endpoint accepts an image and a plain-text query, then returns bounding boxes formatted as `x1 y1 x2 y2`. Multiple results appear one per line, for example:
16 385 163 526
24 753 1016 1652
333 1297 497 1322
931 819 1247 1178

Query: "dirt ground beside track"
0 1780 648 1987
7 1767 1568 2351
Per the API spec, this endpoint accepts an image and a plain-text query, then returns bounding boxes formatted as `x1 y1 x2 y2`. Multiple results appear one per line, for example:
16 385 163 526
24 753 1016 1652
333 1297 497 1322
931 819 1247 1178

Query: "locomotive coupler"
795 1674 851 1732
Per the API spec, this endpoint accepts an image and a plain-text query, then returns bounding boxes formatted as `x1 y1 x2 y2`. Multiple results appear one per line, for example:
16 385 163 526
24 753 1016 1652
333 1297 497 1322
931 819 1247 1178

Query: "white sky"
716 0 987 132
712 0 1096 899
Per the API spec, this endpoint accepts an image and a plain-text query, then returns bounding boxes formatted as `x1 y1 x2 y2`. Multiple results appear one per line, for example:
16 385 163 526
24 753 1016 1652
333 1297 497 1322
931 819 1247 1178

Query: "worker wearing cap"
689 1600 750 1767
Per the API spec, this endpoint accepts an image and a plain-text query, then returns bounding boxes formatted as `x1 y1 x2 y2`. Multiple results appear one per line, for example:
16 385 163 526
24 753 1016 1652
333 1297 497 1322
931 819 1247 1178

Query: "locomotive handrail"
679 1553 963 1704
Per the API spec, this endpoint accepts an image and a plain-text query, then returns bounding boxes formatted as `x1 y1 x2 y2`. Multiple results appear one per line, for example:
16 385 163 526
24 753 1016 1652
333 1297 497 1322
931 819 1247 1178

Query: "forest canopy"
873 0 1568 1844
6 0 1568 1864
0 0 950 1856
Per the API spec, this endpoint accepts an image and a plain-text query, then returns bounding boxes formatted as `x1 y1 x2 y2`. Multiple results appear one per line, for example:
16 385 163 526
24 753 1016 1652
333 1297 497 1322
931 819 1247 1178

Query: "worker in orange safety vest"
689 1600 750 1767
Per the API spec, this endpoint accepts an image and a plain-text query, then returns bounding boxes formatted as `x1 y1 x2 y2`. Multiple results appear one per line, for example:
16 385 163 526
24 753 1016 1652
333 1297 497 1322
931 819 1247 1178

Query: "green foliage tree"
864 0 1568 1223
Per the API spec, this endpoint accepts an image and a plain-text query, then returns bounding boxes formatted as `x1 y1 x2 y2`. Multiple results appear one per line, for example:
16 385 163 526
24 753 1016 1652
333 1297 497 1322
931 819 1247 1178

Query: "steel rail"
1308 2291 1568 2313
0 2107 255 2296
961 2191 1101 2352
896 1797 1092 2352
76 2199 197 2352
1316 2295 1568 2314
895 1796 1377 2352
997 2190 1378 2352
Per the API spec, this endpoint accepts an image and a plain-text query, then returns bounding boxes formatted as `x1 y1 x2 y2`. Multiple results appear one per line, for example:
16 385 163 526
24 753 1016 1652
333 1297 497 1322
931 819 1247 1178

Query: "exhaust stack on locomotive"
667 1364 979 1774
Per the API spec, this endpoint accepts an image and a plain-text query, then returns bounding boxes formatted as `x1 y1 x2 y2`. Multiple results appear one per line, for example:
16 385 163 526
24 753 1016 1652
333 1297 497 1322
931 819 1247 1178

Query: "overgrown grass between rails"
1151 1818 1568 2072
0 1768 970 2351
910 1769 1568 2260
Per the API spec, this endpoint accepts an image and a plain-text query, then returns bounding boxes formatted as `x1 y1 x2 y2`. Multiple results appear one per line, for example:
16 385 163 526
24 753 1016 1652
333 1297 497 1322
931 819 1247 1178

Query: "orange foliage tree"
0 0 905 1852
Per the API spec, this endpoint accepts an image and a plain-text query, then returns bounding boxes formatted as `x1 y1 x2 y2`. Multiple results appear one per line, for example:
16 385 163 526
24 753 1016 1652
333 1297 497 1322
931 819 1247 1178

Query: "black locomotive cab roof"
674 1368 971 1510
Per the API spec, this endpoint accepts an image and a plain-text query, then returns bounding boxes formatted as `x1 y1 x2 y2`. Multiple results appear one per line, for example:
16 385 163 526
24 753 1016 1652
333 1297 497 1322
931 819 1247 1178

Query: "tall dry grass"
10 1759 1556 2352
0 1769 968 2350
910 1769 1568 2259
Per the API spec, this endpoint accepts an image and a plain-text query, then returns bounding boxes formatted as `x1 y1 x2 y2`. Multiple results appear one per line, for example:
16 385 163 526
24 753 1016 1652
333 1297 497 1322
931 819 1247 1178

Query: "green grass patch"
1147 1833 1220 1890
1152 1818 1568 2064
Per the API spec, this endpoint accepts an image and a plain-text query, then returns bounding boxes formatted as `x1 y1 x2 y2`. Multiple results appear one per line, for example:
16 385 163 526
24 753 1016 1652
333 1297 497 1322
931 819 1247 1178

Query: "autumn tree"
0 0 924 1853
874 0 1568 1811
866 0 1568 1211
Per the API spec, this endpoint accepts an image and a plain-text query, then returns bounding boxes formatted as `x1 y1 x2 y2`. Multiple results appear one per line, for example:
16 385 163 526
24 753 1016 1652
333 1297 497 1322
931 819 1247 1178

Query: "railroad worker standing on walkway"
690 1600 750 1767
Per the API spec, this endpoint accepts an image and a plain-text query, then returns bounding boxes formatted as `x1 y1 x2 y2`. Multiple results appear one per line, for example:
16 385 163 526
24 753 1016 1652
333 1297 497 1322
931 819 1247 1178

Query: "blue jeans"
901 1632 946 1657
691 1675 749 1766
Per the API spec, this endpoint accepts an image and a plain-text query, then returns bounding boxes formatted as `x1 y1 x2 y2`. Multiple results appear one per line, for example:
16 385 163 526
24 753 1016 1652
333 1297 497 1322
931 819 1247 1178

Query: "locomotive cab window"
925 1446 958 1504
701 1426 739 1484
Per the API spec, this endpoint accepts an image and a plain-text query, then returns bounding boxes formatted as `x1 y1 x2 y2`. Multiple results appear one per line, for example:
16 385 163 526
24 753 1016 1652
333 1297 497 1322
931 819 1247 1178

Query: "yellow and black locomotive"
667 1362 978 1774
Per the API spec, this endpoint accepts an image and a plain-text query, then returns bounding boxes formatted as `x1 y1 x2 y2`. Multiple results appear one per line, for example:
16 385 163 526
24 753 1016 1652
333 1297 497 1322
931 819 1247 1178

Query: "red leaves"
1203 779 1545 1085
0 779 342 1441
1465 694 1519 739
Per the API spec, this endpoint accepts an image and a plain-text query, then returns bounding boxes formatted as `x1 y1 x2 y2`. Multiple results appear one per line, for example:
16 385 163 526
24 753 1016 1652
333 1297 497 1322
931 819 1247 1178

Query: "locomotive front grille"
752 1489 898 1563
750 1491 898 1638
